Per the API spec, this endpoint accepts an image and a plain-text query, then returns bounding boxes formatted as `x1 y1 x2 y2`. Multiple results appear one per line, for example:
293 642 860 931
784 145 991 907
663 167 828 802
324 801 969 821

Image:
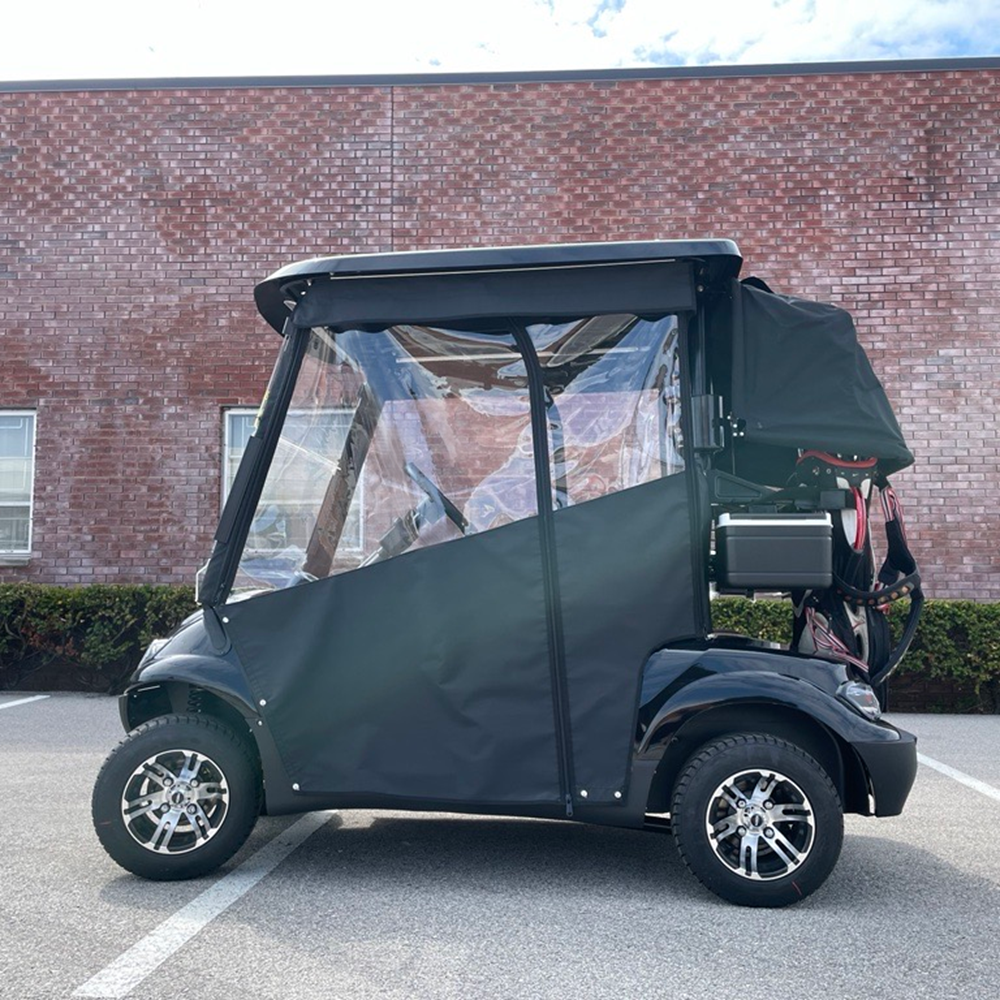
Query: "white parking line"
0 695 50 711
74 810 335 999
918 752 1000 804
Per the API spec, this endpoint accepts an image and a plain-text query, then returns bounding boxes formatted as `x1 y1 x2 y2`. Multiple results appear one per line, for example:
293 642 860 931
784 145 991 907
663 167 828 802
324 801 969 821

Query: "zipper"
678 310 714 638
510 320 577 817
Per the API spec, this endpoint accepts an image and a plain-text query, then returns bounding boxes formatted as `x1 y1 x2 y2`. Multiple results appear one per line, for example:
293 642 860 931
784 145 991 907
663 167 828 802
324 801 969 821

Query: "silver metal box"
716 513 833 590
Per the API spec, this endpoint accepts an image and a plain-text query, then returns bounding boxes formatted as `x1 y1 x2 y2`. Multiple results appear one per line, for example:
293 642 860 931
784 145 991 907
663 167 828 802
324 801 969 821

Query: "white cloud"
604 0 1000 65
1 0 998 81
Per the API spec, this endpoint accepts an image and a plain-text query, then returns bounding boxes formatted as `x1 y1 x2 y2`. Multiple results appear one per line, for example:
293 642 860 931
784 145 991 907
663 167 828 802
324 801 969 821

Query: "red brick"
1 68 998 598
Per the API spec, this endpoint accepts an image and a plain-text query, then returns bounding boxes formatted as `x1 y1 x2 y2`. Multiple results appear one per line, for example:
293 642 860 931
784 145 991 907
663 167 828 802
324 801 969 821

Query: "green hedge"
712 597 1000 712
0 584 196 693
1 585 998 711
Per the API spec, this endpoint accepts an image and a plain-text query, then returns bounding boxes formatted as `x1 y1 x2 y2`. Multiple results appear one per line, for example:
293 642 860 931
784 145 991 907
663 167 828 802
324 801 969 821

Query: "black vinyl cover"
553 474 699 801
222 475 699 806
733 283 914 473
225 514 561 804
291 261 696 329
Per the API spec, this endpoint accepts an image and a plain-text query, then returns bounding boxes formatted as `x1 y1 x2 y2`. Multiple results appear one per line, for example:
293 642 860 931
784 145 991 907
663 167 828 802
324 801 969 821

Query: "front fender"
122 653 259 729
120 653 303 817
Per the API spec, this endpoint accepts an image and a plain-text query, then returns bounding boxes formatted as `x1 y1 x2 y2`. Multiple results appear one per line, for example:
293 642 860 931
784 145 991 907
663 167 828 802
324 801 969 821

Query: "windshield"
229 314 681 595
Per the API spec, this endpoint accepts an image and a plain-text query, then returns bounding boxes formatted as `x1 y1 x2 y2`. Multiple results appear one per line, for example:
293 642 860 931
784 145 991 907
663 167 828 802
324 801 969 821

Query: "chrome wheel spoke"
140 760 176 786
177 751 203 784
123 796 161 821
711 815 740 841
771 802 811 823
718 782 744 811
149 810 180 852
741 835 760 878
187 803 214 841
195 782 226 802
751 772 777 804
768 828 804 871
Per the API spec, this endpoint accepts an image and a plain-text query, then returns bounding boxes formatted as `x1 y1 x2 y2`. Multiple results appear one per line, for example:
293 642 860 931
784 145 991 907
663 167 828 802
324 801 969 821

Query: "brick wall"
1 67 998 597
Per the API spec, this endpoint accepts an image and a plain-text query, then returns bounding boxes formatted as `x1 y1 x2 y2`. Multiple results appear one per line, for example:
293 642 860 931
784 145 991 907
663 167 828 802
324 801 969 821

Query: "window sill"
0 554 31 566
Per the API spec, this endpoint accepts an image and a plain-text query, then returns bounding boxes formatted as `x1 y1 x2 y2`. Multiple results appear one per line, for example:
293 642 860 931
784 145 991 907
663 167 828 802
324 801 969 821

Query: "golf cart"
92 240 922 907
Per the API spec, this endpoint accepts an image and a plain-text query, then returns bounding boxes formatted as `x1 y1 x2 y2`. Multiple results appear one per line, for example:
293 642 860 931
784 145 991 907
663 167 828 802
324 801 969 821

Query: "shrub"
892 599 1000 712
0 584 196 693
712 597 1000 712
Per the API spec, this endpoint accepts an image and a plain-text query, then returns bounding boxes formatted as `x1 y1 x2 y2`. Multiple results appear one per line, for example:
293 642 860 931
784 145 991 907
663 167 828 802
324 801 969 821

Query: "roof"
4 56 1000 93
253 239 743 332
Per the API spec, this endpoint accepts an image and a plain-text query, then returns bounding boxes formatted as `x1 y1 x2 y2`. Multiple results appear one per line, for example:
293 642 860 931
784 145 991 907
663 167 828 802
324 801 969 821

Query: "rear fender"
640 669 903 753
640 671 895 816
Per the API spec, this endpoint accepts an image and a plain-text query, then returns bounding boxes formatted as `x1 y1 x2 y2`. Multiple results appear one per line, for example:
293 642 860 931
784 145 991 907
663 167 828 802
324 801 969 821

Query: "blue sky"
3 0 999 81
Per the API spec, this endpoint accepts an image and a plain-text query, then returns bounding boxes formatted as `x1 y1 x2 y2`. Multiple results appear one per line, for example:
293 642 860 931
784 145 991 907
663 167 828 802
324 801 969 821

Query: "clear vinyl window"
225 407 362 576
231 325 537 593
229 315 682 594
526 314 683 508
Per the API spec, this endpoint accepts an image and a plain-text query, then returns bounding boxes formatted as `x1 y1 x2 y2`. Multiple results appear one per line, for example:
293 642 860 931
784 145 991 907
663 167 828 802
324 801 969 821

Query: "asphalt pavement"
1 693 997 1000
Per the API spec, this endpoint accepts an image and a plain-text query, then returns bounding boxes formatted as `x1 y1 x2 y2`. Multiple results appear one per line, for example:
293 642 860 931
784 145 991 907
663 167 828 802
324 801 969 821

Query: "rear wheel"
92 714 261 880
671 733 843 907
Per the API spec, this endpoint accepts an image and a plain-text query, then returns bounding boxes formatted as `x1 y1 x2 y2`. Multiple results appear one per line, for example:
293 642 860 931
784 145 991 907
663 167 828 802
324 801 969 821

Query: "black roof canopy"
254 239 743 333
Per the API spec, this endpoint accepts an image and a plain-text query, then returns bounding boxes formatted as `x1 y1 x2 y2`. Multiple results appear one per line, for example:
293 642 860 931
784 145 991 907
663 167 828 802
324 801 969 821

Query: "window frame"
0 409 37 561
222 407 256 508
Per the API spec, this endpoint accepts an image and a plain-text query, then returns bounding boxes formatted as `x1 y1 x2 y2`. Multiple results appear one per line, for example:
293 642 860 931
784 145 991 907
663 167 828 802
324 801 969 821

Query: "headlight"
837 680 882 721
139 638 170 667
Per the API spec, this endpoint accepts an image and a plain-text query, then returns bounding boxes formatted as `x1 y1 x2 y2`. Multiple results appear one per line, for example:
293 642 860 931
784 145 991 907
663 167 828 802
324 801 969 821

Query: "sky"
2 0 999 82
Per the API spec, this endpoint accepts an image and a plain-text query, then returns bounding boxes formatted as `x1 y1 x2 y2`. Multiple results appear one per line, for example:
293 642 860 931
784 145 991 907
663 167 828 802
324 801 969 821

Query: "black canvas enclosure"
224 516 561 803
553 475 700 801
733 283 914 472
222 473 700 806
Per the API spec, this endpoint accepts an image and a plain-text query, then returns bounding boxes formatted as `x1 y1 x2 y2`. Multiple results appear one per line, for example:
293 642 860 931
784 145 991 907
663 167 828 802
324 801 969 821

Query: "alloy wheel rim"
704 767 816 881
120 748 230 854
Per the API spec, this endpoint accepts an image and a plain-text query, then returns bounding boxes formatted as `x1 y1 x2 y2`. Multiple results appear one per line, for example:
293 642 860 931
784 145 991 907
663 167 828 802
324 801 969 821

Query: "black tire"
92 714 261 881
671 733 843 907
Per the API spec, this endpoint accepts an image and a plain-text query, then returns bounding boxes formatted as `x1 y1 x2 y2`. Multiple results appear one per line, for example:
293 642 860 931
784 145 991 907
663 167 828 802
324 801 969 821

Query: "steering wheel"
404 462 469 534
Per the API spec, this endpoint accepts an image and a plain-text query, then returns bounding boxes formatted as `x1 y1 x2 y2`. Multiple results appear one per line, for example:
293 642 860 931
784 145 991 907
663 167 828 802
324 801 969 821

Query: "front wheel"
92 714 261 880
671 733 843 907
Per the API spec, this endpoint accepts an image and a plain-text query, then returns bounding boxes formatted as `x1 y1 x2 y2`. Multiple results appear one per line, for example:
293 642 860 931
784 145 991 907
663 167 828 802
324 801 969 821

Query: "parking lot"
2 693 998 1000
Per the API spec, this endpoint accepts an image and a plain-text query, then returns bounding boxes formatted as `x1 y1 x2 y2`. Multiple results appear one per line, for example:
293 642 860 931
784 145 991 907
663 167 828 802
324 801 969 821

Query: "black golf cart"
92 240 922 907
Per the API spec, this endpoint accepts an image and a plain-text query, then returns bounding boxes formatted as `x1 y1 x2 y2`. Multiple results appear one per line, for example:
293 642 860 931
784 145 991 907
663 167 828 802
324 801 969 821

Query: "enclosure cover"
733 283 913 473
220 303 702 809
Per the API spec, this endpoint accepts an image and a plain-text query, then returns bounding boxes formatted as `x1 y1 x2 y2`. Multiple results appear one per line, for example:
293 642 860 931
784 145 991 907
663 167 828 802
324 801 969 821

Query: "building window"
0 411 36 557
223 408 362 560
224 410 258 499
